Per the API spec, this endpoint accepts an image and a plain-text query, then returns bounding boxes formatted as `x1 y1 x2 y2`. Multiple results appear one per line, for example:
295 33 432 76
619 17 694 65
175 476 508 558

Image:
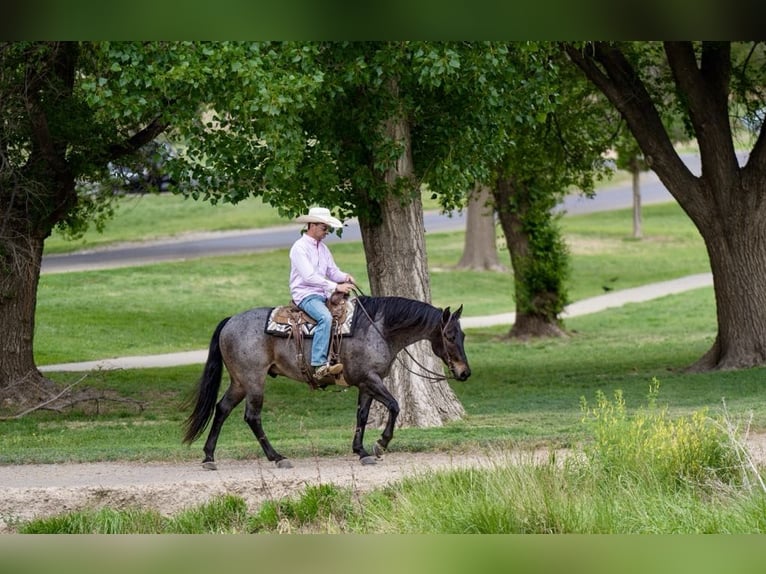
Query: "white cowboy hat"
294 207 343 228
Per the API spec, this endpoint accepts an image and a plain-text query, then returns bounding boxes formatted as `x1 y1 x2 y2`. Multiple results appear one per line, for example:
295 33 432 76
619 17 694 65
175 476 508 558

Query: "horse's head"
432 305 471 381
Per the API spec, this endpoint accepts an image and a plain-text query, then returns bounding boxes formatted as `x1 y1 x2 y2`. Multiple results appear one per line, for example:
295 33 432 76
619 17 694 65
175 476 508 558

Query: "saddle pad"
265 299 356 337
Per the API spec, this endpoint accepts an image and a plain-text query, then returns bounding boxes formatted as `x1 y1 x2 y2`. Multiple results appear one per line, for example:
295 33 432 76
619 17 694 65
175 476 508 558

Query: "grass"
44 194 288 254
8 285 766 467
14 198 747 468
9 197 744 463
35 202 709 364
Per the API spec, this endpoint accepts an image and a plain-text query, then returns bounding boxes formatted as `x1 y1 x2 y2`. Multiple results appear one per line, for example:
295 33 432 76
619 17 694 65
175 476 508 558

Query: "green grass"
9 286 766 467
35 202 709 364
20 494 250 534
15 198 743 468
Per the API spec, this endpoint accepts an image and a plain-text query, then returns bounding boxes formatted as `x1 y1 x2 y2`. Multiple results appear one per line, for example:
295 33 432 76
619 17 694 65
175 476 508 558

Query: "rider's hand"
336 282 353 294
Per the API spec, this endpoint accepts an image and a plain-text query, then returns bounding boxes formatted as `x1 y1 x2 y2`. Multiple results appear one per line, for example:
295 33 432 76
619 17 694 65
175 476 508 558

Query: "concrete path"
39 272 713 373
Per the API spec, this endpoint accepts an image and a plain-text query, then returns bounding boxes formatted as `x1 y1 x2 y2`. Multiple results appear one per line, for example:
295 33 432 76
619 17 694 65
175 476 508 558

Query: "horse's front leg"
354 376 400 465
353 391 375 464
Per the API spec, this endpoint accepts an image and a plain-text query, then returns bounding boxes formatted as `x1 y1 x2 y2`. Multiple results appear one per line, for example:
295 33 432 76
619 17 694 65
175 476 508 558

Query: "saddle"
265 293 355 338
264 292 355 389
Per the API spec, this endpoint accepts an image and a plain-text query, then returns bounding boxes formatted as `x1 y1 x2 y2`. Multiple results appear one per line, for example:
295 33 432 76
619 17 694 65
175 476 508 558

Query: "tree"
456 184 506 272
564 41 766 371
182 42 517 427
613 133 648 239
613 103 690 240
0 42 230 408
485 46 616 339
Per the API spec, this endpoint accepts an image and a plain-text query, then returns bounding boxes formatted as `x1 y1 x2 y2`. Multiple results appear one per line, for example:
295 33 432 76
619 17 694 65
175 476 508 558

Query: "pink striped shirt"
289 234 348 305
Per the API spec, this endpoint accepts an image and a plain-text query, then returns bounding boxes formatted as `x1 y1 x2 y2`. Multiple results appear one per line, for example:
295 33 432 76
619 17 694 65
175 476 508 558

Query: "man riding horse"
289 207 356 383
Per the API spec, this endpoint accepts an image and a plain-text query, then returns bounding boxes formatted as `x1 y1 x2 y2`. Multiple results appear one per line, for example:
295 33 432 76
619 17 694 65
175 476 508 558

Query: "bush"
579 378 742 488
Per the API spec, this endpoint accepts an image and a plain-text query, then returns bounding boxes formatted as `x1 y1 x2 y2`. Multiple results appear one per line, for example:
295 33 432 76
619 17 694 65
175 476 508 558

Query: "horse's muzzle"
452 363 471 381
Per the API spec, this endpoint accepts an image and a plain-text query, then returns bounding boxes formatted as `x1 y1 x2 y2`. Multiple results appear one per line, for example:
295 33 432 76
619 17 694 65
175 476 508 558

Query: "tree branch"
0 374 88 420
107 114 171 160
564 42 692 193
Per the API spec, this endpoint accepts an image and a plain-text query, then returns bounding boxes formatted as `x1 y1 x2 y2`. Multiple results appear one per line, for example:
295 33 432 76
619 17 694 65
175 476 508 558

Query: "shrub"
578 378 742 488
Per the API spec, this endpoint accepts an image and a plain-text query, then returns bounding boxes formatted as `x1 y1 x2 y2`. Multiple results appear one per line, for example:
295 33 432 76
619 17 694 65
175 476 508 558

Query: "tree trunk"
456 183 506 271
493 176 568 339
631 164 642 240
359 102 464 428
0 42 80 409
0 231 57 409
689 199 766 371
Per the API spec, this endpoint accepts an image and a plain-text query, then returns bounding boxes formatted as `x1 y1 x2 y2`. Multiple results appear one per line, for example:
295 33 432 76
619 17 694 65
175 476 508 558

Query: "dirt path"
0 450 500 531
4 433 766 532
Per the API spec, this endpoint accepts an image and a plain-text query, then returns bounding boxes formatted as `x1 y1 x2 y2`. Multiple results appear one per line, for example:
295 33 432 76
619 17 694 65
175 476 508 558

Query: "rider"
289 207 356 380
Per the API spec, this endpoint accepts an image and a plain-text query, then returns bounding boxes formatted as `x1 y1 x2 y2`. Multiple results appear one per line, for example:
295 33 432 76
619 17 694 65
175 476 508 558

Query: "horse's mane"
354 296 441 332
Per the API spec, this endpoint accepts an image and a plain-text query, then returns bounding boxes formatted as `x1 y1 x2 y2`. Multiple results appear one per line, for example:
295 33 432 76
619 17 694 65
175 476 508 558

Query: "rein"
350 286 455 383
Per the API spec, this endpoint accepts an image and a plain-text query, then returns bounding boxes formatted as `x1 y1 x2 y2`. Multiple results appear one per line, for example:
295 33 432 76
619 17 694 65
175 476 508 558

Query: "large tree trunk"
359 97 464 428
0 232 58 409
565 41 766 370
456 183 506 271
689 194 766 371
493 176 568 339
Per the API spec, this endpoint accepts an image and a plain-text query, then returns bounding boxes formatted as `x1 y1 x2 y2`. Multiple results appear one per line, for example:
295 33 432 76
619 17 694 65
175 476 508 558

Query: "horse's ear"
452 305 463 321
441 307 451 324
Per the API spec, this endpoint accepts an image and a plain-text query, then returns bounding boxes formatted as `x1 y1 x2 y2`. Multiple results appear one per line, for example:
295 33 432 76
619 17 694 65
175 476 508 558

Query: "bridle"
350 286 460 382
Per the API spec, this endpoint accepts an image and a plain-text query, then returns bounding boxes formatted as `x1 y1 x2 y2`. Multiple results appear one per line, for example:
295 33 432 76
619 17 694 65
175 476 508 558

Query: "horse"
182 295 471 468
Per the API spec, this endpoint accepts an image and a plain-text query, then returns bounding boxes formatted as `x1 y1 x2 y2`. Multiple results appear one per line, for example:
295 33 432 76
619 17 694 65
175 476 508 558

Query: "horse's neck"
384 316 438 352
359 297 439 352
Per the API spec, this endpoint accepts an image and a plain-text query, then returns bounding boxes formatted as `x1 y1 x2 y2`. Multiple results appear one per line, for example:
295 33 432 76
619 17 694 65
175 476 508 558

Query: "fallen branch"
0 373 88 420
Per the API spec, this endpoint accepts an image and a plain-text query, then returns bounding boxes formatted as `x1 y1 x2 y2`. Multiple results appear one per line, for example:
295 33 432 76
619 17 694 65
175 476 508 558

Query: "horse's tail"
182 316 231 444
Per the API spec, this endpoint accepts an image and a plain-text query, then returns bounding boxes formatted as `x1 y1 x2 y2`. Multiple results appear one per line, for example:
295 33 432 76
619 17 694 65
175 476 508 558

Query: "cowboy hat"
294 207 343 228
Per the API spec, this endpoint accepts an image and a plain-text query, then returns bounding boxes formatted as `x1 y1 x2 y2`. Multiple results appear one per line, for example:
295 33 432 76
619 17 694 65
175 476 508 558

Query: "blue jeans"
298 295 333 367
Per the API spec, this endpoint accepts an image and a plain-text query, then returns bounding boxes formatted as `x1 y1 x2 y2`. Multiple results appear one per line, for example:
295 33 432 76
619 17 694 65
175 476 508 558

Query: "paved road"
40 167 680 274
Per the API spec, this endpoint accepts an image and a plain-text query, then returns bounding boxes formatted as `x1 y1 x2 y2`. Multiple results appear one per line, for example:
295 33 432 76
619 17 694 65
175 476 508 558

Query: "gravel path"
3 433 766 532
0 450 500 531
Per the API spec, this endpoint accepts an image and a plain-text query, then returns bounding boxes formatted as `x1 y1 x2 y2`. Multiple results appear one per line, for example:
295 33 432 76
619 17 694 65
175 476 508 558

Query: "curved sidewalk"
39 273 713 373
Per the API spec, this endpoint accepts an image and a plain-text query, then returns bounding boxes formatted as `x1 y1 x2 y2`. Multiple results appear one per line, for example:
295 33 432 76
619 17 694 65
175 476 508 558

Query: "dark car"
108 141 177 195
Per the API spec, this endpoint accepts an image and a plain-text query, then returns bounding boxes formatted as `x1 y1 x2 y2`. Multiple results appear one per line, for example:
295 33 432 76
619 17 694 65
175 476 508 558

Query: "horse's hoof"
360 456 377 465
373 442 385 458
276 459 293 469
202 461 218 471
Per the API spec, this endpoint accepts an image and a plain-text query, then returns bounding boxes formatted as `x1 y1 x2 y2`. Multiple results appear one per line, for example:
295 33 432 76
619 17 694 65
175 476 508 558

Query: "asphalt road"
40 168 678 274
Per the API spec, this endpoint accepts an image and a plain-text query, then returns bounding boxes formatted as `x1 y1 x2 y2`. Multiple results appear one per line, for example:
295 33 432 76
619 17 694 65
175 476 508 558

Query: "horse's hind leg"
202 386 246 470
243 387 293 469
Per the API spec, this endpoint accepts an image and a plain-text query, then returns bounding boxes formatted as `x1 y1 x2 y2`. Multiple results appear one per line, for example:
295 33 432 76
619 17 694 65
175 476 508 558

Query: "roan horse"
182 295 471 468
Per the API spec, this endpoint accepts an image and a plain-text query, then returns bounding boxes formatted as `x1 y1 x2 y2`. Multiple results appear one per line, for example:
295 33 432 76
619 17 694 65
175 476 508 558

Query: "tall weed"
579 378 742 488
